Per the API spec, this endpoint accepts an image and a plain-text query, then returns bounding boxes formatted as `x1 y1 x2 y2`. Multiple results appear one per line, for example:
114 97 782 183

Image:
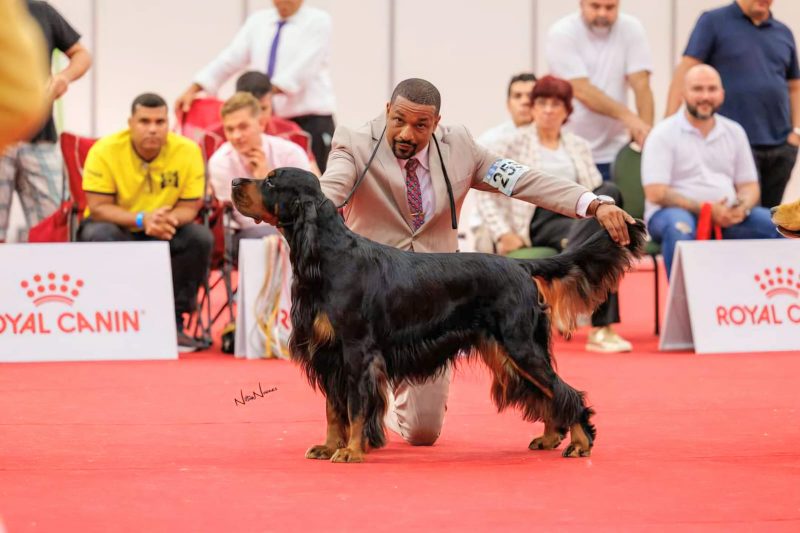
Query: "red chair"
177 97 224 143
29 132 97 242
189 129 237 350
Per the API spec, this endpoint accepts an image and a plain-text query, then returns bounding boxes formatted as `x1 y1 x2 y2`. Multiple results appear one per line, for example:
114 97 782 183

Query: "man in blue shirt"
665 0 800 208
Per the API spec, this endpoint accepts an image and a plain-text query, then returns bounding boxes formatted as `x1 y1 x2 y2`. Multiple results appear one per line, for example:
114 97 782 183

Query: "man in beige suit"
320 78 633 446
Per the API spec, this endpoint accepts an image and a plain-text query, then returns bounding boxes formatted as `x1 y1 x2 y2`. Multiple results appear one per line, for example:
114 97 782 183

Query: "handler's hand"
595 204 635 246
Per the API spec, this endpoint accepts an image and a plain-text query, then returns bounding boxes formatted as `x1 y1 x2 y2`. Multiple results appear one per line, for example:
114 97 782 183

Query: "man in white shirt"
642 65 779 278
209 92 310 259
175 0 335 172
477 73 537 149
546 0 654 180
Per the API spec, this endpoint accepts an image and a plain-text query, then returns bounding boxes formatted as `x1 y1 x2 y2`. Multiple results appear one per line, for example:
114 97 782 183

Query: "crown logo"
754 267 799 299
20 273 84 306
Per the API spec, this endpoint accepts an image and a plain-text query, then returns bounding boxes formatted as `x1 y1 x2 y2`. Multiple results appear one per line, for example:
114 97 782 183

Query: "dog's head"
771 199 800 238
231 167 324 227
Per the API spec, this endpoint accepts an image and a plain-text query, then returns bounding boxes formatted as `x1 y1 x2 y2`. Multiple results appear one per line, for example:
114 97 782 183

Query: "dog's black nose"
770 206 778 215
231 178 246 188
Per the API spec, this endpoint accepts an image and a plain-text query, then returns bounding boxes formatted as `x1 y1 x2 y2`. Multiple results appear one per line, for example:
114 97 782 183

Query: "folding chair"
59 132 97 241
613 142 662 335
277 129 313 156
176 97 224 144
189 129 238 350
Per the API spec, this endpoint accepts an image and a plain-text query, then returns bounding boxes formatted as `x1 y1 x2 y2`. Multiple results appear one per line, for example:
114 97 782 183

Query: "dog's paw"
305 444 337 460
330 447 364 463
528 432 565 450
562 443 592 458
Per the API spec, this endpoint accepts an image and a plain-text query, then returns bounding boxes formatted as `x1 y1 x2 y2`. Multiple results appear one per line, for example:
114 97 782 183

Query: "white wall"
8 0 800 240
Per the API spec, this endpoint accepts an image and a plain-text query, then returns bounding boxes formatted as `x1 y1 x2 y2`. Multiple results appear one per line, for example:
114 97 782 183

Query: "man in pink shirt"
209 91 310 259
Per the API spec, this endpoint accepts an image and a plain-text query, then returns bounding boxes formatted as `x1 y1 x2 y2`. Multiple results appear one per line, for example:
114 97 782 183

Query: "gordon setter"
231 168 646 463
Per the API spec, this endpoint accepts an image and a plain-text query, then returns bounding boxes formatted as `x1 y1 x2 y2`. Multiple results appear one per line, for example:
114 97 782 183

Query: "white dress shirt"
209 133 310 229
194 5 335 118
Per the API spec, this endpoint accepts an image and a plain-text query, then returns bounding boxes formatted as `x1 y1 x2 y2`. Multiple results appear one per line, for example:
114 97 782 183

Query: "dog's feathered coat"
232 168 646 462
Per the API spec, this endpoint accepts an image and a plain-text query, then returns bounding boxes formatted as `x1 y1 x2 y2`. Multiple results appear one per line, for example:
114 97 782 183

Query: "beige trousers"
384 365 452 446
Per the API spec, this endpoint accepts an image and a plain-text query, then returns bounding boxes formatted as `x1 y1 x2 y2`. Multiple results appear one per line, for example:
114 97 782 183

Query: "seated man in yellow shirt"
78 93 213 349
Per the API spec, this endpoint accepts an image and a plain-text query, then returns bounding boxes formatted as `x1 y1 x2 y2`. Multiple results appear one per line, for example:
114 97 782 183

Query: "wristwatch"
588 195 616 217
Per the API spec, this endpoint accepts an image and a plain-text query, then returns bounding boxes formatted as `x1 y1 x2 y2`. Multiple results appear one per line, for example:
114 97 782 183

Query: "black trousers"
529 182 624 327
77 220 213 324
290 114 336 173
752 142 798 208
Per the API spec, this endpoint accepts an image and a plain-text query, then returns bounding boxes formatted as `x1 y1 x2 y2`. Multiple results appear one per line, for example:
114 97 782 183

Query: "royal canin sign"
0 272 142 336
715 266 800 326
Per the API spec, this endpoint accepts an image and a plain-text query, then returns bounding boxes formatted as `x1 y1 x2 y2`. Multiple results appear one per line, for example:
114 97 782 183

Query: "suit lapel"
422 130 450 232
372 116 415 229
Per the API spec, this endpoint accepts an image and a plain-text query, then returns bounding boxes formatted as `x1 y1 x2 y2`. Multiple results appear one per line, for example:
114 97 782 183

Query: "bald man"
642 64 780 278
666 0 799 208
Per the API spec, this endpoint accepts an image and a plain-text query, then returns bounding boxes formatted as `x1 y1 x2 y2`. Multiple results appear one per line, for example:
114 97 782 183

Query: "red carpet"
1 263 799 532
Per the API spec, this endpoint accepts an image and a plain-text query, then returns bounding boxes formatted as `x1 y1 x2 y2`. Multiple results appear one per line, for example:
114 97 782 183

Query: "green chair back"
612 143 645 220
507 246 558 260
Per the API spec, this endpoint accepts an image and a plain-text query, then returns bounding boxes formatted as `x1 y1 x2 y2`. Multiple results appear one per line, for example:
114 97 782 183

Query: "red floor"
1 262 799 532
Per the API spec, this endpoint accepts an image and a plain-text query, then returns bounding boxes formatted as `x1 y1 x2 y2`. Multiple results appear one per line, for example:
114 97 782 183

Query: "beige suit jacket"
320 113 589 253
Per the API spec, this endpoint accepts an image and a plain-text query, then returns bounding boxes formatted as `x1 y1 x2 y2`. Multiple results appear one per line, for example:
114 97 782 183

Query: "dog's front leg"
330 346 385 463
305 397 348 460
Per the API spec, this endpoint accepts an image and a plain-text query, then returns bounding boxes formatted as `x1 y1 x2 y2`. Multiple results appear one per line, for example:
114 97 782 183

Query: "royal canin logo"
21 272 84 306
753 267 799 299
717 266 800 326
0 272 142 336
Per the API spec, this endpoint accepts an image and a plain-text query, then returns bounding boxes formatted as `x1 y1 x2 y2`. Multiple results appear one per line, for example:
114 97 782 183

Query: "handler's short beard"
686 101 718 120
391 140 418 159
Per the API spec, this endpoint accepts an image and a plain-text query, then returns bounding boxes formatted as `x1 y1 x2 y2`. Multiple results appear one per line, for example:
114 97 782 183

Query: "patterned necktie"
266 20 287 78
404 158 425 231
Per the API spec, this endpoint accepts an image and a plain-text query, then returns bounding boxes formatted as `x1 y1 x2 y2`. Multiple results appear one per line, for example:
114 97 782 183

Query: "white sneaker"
586 326 632 353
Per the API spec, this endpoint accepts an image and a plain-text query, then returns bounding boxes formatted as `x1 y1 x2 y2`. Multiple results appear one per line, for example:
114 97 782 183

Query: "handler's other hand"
596 204 635 246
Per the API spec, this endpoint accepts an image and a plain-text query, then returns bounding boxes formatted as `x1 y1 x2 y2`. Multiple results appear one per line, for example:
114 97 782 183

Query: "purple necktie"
405 158 425 231
266 20 287 78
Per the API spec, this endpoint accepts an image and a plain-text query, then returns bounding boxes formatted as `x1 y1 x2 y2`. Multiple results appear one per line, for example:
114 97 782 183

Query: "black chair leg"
652 254 660 335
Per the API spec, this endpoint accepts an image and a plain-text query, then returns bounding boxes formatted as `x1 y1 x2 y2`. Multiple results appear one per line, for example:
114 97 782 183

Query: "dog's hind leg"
305 396 348 460
484 310 596 457
331 347 388 463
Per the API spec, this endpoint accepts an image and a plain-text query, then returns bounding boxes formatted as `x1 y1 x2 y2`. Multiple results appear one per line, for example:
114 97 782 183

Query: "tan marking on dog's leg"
562 422 592 458
529 421 566 450
309 312 335 356
305 398 347 460
481 339 554 399
331 416 365 463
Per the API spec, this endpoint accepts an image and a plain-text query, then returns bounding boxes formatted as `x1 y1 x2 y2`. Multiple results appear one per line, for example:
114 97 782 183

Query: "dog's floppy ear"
291 199 322 282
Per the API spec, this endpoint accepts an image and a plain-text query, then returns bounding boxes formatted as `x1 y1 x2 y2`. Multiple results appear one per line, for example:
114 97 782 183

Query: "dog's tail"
513 221 646 336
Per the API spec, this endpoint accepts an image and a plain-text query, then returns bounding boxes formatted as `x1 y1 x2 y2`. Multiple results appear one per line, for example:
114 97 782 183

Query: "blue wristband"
135 212 144 228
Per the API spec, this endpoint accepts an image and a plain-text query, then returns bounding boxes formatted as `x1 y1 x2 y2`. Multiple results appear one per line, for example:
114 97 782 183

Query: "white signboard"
235 236 293 359
661 240 800 354
0 242 177 362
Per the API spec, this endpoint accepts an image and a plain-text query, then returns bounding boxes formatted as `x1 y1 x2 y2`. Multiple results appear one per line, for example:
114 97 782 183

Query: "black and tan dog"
772 198 800 238
232 168 645 463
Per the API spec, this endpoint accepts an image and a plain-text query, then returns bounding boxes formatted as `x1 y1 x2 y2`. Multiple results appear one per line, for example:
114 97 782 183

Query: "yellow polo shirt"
82 130 205 216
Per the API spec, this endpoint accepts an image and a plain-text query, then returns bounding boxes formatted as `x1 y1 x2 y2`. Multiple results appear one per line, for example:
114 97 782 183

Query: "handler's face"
385 96 440 159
